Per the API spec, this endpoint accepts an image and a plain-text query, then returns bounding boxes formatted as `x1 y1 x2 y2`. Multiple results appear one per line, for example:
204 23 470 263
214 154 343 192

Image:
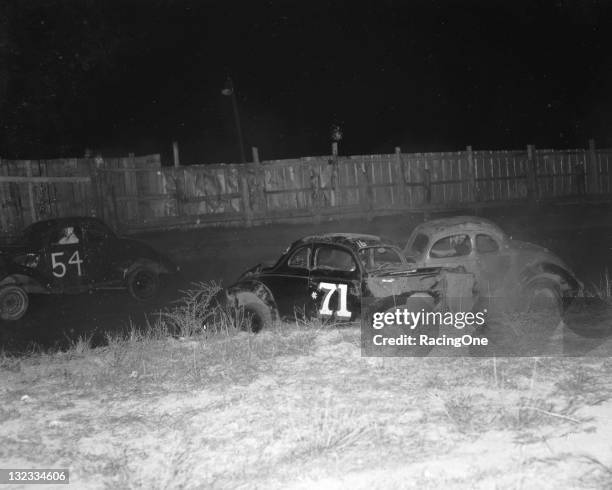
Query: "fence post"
358 158 372 219
330 143 338 208
526 144 538 202
251 146 260 164
240 166 253 227
394 147 405 208
172 141 180 167
310 162 322 224
588 138 598 195
25 161 37 223
0 157 7 234
466 145 477 202
88 159 103 219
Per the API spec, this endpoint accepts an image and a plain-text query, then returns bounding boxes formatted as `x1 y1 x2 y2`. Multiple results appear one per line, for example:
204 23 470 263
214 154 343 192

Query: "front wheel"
127 268 160 301
0 285 29 321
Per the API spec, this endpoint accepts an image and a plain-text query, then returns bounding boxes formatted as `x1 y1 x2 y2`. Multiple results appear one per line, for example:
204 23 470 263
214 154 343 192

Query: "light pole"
221 76 246 163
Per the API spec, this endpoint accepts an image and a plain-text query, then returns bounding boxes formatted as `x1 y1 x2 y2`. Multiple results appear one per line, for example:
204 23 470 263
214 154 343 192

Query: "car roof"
24 217 105 229
412 216 507 237
293 233 392 252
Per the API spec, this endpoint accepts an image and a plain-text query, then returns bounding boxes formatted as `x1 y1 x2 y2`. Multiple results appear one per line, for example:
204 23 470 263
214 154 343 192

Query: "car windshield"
358 246 404 271
405 233 429 257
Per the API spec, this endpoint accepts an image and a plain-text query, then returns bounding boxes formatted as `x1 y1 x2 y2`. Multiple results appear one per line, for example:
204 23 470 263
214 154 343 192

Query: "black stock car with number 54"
0 217 179 321
219 233 476 345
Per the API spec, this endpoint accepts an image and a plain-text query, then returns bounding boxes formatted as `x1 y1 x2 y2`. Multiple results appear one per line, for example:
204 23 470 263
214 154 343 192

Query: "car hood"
0 244 36 257
367 264 441 277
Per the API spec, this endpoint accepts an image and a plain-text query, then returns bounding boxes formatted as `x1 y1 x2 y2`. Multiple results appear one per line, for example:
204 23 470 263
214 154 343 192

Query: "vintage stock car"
218 233 476 337
0 217 179 321
402 216 581 311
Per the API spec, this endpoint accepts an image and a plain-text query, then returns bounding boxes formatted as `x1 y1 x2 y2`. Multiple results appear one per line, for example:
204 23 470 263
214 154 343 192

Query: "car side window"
50 225 82 245
287 246 310 269
314 246 357 272
430 234 471 258
476 234 499 254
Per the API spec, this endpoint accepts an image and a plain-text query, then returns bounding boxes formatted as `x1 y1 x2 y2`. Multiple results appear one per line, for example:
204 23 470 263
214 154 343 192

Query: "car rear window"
476 234 499 254
287 246 310 269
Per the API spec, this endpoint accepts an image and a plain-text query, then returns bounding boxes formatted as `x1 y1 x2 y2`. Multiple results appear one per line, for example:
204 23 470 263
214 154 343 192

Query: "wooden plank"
0 176 91 183
25 161 37 223
0 159 8 233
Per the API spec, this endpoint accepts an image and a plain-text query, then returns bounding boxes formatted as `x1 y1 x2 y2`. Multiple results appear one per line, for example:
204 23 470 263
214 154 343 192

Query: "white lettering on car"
51 250 83 278
317 282 351 318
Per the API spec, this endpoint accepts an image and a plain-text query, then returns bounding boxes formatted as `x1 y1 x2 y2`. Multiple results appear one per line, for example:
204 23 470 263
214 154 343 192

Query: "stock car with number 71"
219 233 476 339
0 217 179 321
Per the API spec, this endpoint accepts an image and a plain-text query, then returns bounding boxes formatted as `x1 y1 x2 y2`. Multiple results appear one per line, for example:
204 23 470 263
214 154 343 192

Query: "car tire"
523 278 562 314
0 285 29 321
127 267 160 302
363 294 439 357
242 302 273 333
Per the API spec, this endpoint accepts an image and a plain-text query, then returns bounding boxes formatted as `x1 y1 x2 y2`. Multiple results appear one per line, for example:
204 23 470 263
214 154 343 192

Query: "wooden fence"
0 154 160 235
1 144 611 236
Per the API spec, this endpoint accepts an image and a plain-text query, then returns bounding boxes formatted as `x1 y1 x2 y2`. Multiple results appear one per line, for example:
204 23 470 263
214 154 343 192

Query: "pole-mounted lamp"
221 76 246 163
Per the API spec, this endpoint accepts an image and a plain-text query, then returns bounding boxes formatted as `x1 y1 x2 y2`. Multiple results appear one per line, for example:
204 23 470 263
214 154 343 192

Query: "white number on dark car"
51 250 83 278
317 282 351 318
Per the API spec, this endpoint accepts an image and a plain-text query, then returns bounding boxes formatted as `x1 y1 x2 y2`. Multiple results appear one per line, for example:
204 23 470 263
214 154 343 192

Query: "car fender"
123 257 170 279
520 262 581 294
0 273 49 294
227 280 279 321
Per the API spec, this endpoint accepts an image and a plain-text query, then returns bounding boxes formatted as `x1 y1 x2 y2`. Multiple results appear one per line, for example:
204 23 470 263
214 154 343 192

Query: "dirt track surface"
1 328 612 489
1 202 612 353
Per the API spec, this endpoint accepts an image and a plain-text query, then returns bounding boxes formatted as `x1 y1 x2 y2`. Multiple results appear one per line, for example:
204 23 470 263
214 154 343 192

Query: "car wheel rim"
133 272 156 298
2 292 24 316
530 288 558 311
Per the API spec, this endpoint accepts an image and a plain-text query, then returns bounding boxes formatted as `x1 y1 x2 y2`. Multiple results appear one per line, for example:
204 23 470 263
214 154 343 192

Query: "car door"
260 244 312 319
45 223 86 293
307 244 362 321
474 233 511 293
82 220 122 287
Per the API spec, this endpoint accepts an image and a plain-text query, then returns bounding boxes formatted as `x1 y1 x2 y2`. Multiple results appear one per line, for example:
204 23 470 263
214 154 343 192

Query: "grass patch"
591 268 612 305
160 281 249 338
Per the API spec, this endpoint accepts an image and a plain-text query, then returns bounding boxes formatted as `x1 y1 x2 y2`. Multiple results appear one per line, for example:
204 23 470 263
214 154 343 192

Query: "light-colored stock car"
402 216 581 312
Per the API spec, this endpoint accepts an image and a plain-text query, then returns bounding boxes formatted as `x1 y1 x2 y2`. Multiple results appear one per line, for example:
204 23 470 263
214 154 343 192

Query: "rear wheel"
241 302 273 333
496 278 564 355
524 279 562 314
127 268 160 301
0 285 29 321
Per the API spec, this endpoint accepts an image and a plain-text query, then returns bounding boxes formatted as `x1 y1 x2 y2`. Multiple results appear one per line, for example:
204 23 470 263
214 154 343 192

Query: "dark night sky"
1 0 612 163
